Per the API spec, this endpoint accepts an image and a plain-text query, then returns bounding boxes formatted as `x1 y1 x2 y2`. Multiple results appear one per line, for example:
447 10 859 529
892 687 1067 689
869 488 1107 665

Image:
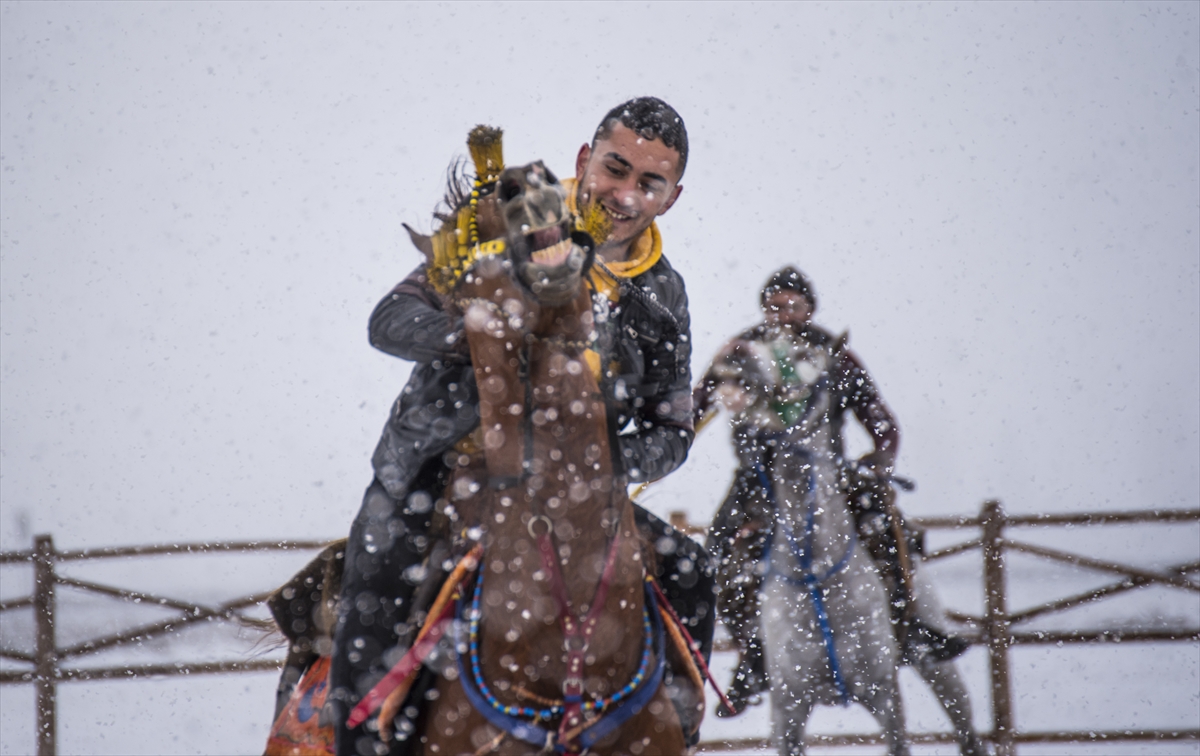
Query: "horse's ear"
402 223 434 263
833 330 850 355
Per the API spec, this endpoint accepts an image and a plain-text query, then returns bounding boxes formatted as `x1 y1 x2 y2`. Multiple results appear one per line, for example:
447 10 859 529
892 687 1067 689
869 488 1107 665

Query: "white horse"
708 332 985 755
759 396 908 755
759 426 989 755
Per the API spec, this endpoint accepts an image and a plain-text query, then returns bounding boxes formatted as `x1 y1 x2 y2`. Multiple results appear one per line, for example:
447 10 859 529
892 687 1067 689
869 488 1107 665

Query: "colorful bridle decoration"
465 567 656 723
424 124 509 296
425 226 506 296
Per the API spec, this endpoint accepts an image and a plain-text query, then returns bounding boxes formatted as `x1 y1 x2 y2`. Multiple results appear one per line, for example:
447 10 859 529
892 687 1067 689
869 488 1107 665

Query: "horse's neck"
458 268 609 477
456 267 635 608
772 416 855 569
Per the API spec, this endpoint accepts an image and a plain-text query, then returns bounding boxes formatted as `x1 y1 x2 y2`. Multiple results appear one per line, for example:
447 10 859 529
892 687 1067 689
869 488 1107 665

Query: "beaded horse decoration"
420 125 597 306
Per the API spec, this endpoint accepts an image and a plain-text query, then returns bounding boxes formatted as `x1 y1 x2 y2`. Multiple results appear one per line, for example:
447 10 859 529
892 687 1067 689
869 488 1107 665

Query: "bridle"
754 356 858 706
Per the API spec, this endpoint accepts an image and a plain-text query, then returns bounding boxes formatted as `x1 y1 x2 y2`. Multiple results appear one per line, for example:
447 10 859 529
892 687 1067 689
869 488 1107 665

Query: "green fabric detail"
770 343 808 427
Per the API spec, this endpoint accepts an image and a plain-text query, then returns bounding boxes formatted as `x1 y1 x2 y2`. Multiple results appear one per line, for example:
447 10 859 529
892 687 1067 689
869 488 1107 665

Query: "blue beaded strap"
455 573 666 753
466 567 654 720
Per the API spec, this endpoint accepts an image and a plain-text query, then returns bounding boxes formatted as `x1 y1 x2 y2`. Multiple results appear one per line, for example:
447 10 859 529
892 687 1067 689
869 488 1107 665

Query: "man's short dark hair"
594 97 689 178
761 266 817 311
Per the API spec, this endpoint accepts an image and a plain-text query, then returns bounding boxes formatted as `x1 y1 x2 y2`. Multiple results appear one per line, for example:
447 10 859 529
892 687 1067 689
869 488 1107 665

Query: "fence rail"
1 535 329 755
678 501 1199 754
2 502 1197 755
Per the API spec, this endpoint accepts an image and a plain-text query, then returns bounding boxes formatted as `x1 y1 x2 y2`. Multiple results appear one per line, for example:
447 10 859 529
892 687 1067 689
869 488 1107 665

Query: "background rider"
694 265 967 716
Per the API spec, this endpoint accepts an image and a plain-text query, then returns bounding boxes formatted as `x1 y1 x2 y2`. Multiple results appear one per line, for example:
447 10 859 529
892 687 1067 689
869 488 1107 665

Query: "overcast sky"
1 1 1197 552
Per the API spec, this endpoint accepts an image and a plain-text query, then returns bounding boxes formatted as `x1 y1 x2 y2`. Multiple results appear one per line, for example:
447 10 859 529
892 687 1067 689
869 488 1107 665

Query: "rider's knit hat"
760 266 817 311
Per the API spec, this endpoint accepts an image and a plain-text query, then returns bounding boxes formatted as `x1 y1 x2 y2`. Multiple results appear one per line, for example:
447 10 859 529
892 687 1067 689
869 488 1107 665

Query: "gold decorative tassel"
578 199 613 246
423 125 509 295
467 125 504 184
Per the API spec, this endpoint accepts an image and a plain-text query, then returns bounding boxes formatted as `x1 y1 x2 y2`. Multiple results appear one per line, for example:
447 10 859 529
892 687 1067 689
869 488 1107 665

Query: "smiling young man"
326 97 713 755
575 111 684 265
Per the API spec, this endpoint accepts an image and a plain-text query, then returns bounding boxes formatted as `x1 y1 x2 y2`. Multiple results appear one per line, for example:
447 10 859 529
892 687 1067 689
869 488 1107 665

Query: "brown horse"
264 130 699 756
402 142 689 754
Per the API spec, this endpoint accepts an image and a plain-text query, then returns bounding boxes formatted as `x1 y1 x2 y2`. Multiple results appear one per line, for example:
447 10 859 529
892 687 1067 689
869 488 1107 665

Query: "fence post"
33 534 57 756
669 511 689 533
982 500 1014 756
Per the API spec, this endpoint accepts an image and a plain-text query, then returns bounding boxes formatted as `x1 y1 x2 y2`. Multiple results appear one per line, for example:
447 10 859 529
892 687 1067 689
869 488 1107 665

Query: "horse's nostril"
500 179 522 202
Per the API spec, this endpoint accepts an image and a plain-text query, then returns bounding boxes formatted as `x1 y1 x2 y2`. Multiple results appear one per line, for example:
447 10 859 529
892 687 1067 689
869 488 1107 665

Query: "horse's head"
708 339 778 416
496 161 594 306
403 125 595 308
400 129 607 485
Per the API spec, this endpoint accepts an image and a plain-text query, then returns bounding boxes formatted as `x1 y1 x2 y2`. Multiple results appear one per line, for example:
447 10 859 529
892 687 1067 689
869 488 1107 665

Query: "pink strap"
535 528 623 748
534 528 622 636
648 577 737 716
345 600 455 729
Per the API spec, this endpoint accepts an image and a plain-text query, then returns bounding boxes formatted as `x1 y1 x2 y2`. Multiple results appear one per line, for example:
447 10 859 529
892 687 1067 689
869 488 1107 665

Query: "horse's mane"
434 156 473 224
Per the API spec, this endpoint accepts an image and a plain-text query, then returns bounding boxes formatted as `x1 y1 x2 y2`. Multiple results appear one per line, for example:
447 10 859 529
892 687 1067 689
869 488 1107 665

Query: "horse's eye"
500 179 522 202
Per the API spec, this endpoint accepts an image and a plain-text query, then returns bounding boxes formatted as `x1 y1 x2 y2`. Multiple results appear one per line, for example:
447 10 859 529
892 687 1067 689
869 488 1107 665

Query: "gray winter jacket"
369 259 695 499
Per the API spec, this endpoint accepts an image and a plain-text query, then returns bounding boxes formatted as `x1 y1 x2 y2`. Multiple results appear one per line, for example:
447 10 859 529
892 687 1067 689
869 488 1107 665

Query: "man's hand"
857 449 896 479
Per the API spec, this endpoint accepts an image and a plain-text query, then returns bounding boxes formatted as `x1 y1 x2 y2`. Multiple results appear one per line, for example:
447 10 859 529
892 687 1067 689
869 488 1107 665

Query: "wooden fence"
1 501 1197 755
687 501 1200 755
0 537 328 755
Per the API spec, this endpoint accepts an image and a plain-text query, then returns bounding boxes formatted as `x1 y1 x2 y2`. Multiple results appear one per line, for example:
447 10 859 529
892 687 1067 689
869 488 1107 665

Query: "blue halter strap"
757 453 856 706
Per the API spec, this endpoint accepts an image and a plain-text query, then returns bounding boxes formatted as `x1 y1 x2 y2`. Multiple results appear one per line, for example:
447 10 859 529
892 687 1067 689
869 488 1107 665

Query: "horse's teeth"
531 239 572 265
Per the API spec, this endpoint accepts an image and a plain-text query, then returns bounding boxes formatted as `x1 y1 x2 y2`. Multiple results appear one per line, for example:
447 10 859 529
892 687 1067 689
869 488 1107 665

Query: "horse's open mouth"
526 222 574 268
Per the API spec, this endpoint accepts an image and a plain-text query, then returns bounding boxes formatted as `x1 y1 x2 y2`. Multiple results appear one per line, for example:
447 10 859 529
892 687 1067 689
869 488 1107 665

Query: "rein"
757 448 856 706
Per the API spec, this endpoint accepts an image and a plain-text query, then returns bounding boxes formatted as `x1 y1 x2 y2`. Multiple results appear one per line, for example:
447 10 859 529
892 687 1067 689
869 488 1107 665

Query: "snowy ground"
0 640 1197 755
2 520 1197 755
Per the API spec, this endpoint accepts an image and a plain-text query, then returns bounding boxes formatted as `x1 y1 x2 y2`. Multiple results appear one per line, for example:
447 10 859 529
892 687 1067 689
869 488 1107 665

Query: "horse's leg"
914 656 986 756
761 577 815 756
418 672 506 755
848 567 909 756
586 683 686 756
859 675 909 756
768 690 812 756
906 557 984 755
832 548 908 756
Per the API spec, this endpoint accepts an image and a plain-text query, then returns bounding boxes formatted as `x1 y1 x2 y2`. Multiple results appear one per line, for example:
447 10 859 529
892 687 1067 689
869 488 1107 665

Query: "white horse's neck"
769 395 857 578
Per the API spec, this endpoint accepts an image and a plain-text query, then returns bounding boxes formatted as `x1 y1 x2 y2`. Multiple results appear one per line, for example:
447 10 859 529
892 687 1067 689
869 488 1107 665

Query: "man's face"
763 291 813 328
574 123 683 253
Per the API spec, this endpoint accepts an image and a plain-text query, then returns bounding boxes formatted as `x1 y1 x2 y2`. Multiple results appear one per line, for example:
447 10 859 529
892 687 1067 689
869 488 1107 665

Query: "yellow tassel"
424 126 509 294
427 224 461 294
467 125 504 184
577 199 613 247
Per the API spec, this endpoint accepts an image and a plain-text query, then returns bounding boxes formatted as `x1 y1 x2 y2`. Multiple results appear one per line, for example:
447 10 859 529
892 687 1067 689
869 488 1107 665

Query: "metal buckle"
527 515 552 538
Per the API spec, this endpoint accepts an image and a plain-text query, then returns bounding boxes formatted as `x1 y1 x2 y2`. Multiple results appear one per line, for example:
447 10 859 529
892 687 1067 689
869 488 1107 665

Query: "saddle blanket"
264 654 334 756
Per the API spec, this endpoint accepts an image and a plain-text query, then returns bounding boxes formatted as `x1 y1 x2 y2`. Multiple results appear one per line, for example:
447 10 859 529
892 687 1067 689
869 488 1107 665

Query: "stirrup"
717 640 768 718
901 619 970 664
